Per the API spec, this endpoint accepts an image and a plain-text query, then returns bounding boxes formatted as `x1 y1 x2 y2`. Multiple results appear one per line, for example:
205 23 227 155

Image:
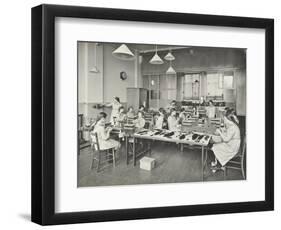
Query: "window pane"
183 74 193 99
207 73 223 98
224 75 234 89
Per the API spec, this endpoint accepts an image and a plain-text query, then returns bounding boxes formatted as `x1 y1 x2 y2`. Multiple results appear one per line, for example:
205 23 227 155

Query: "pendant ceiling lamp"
149 45 164 64
164 49 175 61
90 43 100 73
166 61 177 75
112 44 135 60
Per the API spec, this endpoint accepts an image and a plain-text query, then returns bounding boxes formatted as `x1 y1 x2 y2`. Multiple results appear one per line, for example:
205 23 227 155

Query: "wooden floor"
78 141 244 187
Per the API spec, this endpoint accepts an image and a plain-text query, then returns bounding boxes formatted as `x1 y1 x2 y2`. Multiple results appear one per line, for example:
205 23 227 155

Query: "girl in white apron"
90 112 121 151
167 109 180 131
211 108 241 169
154 108 165 129
134 111 146 131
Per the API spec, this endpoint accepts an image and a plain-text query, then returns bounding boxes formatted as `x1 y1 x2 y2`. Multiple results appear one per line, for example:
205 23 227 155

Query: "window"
183 74 200 100
207 73 224 98
224 75 234 89
206 71 234 99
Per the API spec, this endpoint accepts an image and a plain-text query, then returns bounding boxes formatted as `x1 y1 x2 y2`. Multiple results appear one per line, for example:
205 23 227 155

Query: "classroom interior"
78 42 246 187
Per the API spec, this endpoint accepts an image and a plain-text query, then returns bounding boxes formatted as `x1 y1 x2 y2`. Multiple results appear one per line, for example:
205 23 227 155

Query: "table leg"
148 140 152 156
133 137 136 166
204 147 208 168
202 146 204 181
125 136 128 165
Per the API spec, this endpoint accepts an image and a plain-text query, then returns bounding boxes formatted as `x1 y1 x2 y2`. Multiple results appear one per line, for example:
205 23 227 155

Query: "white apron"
155 116 164 129
110 102 122 123
206 106 216 118
212 124 241 166
167 116 179 131
91 124 120 150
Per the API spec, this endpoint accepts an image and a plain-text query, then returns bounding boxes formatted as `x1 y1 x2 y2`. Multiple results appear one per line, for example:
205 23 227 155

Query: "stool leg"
148 141 152 156
241 153 246 179
97 151 101 173
112 149 116 168
126 136 129 165
241 160 245 179
90 156 95 170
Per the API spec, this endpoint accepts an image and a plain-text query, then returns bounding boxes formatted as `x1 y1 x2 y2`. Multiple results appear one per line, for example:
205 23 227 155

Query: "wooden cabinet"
127 88 148 110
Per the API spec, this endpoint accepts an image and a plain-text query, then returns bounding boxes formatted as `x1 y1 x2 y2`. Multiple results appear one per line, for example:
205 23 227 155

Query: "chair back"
235 134 246 158
90 132 100 151
126 117 135 124
144 112 154 123
144 112 154 129
240 134 246 157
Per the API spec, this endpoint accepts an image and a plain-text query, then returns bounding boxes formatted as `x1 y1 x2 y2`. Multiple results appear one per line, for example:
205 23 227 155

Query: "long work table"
110 118 221 181
127 127 218 181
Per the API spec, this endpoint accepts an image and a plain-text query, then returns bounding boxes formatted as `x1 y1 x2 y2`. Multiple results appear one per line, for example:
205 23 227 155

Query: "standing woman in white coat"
104 97 122 123
211 108 241 170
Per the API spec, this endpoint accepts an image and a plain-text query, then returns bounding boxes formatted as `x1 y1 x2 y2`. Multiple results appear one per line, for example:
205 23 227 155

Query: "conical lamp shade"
149 53 164 64
164 52 175 61
166 66 176 75
112 44 135 60
90 66 100 73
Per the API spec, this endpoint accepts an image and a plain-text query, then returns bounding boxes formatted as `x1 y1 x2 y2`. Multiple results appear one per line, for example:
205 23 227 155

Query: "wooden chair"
198 108 207 118
90 132 116 172
223 135 246 179
144 112 154 129
126 117 135 124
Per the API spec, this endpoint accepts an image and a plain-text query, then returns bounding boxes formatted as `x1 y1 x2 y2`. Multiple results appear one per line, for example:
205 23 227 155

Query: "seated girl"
134 111 146 131
126 106 135 119
167 108 180 131
179 108 186 123
154 108 165 129
90 112 121 151
211 108 241 170
116 106 127 125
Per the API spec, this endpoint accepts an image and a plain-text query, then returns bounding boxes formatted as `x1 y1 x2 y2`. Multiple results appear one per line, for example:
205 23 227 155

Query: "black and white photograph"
30 2 274 226
77 42 246 187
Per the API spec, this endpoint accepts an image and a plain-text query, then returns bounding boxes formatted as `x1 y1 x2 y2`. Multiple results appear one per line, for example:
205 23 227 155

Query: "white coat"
212 123 241 166
109 102 122 123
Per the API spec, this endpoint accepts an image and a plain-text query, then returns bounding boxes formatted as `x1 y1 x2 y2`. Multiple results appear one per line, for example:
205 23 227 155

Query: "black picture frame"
31 4 274 225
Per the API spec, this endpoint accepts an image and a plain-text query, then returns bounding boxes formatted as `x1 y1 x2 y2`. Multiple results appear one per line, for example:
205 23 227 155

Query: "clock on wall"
120 71 127 80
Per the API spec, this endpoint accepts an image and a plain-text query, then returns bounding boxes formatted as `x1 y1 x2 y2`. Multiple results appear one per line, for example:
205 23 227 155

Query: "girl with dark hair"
179 108 186 122
167 108 180 131
134 111 146 130
154 108 165 129
117 106 127 124
90 112 120 150
211 108 241 169
126 106 135 119
139 105 145 112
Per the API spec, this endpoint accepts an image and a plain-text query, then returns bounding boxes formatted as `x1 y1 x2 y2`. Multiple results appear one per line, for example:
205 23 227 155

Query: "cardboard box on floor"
140 157 156 171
